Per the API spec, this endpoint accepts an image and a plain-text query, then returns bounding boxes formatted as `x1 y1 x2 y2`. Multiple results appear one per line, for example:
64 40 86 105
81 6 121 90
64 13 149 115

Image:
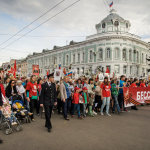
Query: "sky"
0 0 150 65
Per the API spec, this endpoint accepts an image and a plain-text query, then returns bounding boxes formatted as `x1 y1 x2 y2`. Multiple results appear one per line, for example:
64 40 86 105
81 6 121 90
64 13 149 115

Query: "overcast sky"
0 0 150 65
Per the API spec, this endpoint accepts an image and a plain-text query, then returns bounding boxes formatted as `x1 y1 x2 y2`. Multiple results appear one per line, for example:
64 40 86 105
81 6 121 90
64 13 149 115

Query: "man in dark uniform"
40 73 57 132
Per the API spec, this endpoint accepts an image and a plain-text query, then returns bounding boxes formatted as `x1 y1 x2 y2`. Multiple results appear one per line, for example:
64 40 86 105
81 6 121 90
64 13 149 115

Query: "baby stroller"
11 95 32 123
0 101 22 135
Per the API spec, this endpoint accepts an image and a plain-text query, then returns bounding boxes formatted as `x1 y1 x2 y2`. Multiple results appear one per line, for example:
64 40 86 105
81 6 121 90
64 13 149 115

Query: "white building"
27 9 150 78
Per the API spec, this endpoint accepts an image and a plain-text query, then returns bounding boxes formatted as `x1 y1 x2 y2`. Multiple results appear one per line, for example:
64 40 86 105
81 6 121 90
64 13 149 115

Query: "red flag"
63 68 66 75
106 67 110 74
13 60 17 78
14 60 16 72
47 70 49 76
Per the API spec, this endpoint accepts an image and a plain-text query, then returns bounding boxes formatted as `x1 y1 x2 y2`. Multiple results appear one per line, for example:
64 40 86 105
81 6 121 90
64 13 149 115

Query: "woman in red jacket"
26 75 38 121
100 77 111 116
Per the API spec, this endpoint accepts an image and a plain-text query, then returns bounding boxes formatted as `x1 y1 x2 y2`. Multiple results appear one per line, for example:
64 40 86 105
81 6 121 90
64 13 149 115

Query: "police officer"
40 73 57 132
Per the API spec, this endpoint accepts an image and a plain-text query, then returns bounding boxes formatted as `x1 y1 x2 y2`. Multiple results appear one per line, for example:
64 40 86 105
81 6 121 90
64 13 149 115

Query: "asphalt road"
0 106 150 150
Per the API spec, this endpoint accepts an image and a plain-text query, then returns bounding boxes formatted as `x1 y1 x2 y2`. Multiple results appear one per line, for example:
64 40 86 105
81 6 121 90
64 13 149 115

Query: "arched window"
82 52 85 62
146 54 148 64
73 54 75 64
129 49 132 61
99 48 103 59
142 53 144 63
137 51 139 63
122 49 127 61
54 57 57 64
106 48 111 59
66 55 69 65
90 50 93 60
114 48 119 59
78 53 80 62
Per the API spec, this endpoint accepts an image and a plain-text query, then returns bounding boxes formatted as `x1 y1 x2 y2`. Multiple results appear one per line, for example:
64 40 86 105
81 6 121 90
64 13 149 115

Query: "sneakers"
93 111 97 115
106 113 111 117
12 122 17 126
100 112 104 116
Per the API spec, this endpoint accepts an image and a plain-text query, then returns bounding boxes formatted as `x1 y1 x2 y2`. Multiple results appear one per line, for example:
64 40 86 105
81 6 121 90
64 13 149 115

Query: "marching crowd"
0 73 150 135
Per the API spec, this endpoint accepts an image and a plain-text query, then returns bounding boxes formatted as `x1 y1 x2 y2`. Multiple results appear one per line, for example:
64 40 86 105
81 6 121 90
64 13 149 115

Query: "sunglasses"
11 82 15 84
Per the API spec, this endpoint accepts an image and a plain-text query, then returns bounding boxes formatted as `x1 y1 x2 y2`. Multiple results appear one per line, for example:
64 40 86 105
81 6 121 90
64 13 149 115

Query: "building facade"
27 9 150 78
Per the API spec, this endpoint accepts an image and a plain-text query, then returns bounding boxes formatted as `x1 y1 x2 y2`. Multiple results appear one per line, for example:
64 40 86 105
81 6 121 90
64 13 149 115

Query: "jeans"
63 98 71 119
101 97 110 114
83 103 87 116
112 95 120 113
72 104 80 117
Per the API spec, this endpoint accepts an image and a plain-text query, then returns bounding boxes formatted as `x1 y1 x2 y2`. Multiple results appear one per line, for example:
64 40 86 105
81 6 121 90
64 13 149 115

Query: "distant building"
25 9 150 78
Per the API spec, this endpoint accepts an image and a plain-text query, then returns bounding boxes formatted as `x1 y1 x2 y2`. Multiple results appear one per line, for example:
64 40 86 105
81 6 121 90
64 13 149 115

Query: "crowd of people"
0 73 150 135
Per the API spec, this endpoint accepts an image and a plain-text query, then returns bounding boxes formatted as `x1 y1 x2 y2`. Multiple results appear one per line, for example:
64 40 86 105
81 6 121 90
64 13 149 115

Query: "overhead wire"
0 0 66 47
0 0 81 52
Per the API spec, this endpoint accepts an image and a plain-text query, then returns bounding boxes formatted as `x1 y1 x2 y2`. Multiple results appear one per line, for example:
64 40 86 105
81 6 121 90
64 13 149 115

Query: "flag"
109 1 113 7
59 64 61 69
47 70 49 76
13 60 16 78
106 67 110 74
67 71 73 77
63 68 66 75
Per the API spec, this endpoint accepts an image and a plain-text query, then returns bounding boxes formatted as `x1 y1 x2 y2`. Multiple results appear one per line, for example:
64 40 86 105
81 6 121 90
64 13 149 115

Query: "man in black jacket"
40 73 57 132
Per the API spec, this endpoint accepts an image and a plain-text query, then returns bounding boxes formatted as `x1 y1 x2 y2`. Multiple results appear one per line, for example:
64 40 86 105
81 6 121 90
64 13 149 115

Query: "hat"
47 73 54 78
83 87 88 91
74 87 80 91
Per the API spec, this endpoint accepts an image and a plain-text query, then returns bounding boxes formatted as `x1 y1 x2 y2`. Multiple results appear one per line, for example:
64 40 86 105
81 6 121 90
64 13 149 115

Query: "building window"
123 66 127 74
98 48 103 59
77 68 79 74
142 68 145 77
53 57 57 65
81 67 84 74
142 53 144 63
122 49 127 61
73 54 75 64
59 56 61 64
146 54 148 64
130 66 132 74
90 51 93 60
114 65 119 74
106 48 111 59
66 55 69 65
78 53 80 62
137 51 139 63
137 66 139 76
82 52 85 62
114 47 119 59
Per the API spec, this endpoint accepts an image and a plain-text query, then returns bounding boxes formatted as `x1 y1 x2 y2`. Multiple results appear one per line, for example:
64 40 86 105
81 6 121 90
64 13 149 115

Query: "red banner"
123 87 150 107
32 65 39 76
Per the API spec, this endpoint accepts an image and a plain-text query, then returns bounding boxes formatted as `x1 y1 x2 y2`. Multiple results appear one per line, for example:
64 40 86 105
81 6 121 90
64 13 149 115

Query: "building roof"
101 9 125 23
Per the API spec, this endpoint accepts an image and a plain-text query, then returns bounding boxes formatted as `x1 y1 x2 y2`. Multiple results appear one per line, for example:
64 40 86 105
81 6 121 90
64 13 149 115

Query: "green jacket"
111 83 118 96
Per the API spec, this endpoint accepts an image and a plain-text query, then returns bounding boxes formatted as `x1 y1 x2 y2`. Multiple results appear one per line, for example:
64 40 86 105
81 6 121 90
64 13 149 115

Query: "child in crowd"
72 87 82 119
111 79 120 114
1 100 17 125
82 87 89 117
